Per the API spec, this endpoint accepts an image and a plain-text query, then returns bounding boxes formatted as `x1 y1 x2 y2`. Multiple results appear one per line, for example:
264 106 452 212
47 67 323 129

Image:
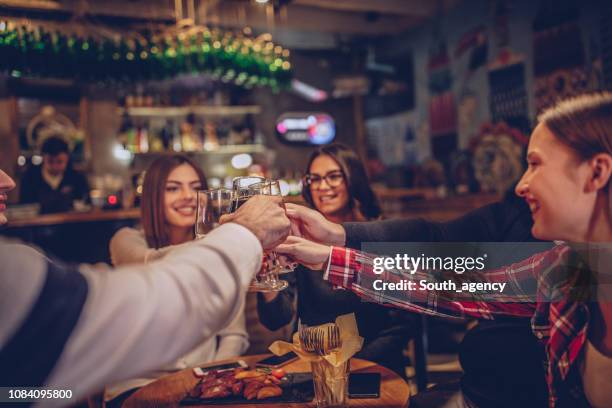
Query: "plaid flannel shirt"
324 243 591 407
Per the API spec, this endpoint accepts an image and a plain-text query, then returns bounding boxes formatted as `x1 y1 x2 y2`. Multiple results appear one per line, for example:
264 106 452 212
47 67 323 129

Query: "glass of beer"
195 188 234 239
231 176 266 212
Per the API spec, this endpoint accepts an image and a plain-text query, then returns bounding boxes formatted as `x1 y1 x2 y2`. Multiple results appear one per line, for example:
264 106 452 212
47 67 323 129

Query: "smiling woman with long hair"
301 143 381 222
258 143 413 377
110 155 208 264
106 155 249 407
276 93 612 407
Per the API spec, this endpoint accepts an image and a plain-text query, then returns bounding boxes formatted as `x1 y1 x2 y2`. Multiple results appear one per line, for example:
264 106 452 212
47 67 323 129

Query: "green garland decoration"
0 21 292 90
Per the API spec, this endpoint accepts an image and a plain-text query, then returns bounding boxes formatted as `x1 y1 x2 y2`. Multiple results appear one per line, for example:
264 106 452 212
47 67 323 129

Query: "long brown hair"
141 155 207 249
302 143 381 220
538 92 612 300
539 92 612 210
539 92 612 160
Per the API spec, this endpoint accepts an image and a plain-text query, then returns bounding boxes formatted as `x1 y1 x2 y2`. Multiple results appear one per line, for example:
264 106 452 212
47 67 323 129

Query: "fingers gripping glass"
303 171 345 189
195 188 234 239
245 180 289 292
232 176 266 211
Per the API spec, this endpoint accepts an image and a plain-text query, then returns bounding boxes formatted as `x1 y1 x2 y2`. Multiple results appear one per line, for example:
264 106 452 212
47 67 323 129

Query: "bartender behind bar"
19 136 90 214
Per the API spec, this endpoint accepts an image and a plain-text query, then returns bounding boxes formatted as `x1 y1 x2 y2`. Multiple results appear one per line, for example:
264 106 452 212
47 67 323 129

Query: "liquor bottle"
30 27 46 76
118 113 135 152
65 32 77 78
17 26 30 76
180 113 201 152
160 119 173 151
48 30 62 77
39 29 55 77
172 120 182 152
188 33 199 73
138 123 149 153
162 37 177 77
99 39 115 81
203 121 219 151
0 24 19 74
148 40 164 80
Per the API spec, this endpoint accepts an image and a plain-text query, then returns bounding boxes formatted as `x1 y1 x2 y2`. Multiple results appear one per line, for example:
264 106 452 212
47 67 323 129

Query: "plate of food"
181 367 314 405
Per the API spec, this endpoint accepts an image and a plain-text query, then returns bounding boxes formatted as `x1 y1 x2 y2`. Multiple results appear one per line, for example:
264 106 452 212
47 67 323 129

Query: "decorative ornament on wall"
487 0 529 134
470 122 527 194
427 24 457 171
457 93 478 147
365 111 417 167
27 105 80 150
488 61 529 134
455 25 488 73
532 1 589 113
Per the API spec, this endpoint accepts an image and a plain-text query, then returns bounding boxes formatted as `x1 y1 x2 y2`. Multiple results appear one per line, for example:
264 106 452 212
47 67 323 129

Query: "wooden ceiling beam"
202 2 423 35
0 0 175 22
291 0 437 17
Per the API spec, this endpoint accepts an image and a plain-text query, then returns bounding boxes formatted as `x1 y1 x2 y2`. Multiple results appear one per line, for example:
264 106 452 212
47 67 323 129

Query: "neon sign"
276 112 335 145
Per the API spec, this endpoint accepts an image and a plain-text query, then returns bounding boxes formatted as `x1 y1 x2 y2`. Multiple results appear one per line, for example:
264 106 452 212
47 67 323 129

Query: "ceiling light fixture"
255 0 269 4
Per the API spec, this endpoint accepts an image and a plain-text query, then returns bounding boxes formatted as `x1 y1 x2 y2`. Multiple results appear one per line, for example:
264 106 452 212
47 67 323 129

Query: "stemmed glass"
232 176 266 212
246 180 290 292
195 188 234 239
248 180 296 274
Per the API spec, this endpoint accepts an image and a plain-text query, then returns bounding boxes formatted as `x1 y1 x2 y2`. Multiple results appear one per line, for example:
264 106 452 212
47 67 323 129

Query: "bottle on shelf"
172 120 182 152
117 113 133 151
137 122 149 153
161 119 173 151
180 113 201 152
203 121 219 151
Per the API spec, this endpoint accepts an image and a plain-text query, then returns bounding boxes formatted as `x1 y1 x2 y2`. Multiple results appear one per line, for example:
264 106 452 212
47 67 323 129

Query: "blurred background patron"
19 136 90 214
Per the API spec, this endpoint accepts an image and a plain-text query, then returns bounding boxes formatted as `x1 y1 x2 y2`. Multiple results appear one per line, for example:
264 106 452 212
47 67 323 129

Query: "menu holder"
269 313 364 407
269 313 363 367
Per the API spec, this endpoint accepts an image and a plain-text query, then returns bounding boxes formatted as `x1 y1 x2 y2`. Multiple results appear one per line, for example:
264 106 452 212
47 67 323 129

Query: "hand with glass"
196 177 264 240
195 188 234 239
199 176 290 292
245 179 291 292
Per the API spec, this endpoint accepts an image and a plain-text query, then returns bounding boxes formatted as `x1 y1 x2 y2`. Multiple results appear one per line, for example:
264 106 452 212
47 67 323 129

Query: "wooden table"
123 354 410 408
6 208 140 227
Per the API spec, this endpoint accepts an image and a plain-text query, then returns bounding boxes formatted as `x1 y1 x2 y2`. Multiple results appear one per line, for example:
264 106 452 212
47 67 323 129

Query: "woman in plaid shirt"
276 93 612 408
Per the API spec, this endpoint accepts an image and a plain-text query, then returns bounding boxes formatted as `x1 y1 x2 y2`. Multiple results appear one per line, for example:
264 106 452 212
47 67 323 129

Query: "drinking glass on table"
195 188 234 239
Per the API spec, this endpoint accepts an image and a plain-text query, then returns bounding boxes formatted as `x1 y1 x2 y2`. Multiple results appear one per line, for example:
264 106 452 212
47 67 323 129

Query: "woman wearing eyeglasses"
257 143 413 376
276 93 612 407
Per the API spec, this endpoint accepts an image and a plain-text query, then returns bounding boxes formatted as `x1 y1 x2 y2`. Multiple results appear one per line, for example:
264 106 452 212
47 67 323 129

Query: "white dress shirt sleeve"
109 227 187 266
43 222 261 404
214 297 249 361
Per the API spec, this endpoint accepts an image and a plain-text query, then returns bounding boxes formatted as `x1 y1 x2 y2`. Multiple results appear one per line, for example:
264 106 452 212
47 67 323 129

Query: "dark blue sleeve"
256 272 296 331
343 193 534 246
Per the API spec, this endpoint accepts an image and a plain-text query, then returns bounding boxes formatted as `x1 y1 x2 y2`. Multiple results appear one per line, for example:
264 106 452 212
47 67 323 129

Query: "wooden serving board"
181 373 314 405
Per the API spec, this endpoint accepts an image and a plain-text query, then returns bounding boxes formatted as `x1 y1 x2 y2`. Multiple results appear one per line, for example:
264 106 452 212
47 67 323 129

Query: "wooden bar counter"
0 208 141 264
5 208 141 228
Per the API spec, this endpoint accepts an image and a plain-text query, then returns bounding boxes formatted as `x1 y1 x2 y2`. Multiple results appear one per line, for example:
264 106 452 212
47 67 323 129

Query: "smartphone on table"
192 360 248 377
255 352 299 368
348 373 381 398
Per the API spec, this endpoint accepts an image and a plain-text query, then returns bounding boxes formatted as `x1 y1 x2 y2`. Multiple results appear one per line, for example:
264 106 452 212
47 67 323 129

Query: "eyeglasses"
303 171 345 188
